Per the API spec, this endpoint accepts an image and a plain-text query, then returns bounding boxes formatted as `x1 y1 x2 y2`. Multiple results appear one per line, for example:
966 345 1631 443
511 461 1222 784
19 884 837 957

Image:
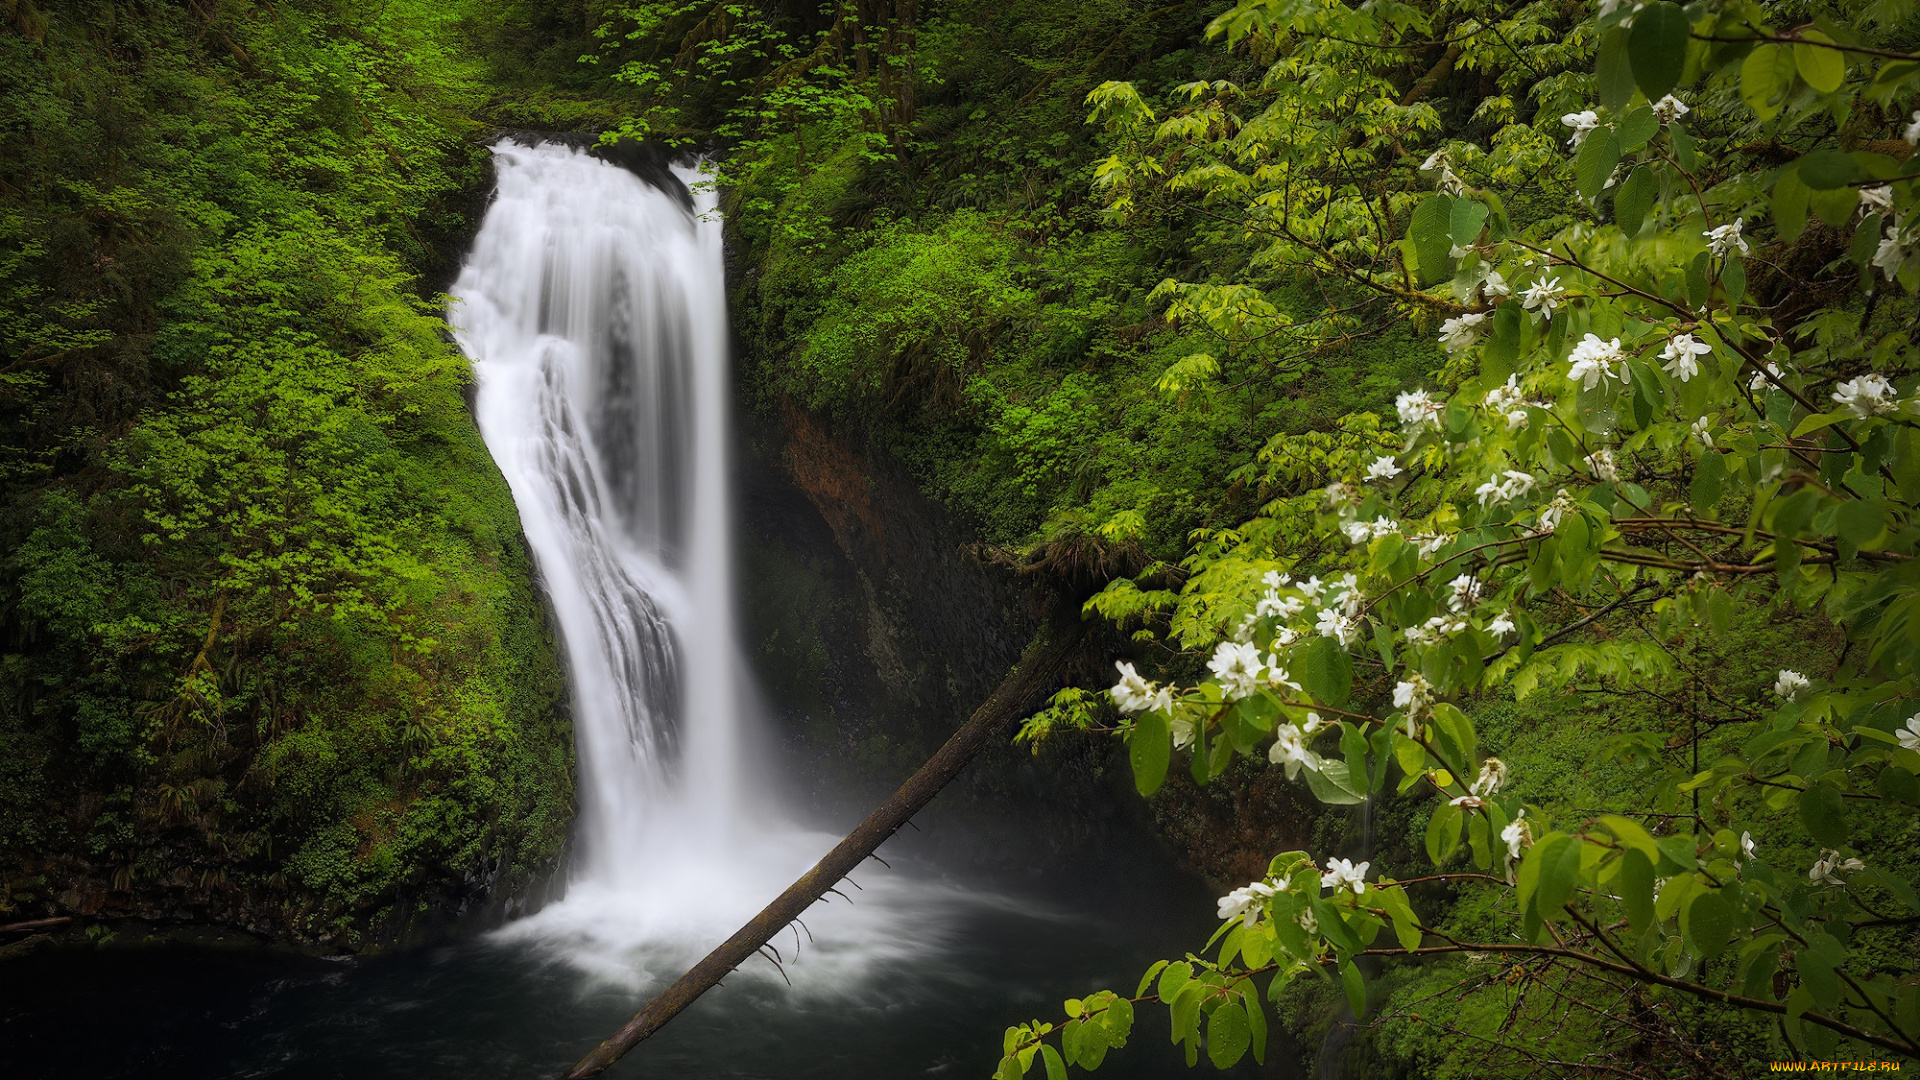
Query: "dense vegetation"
7 0 1920 1075
581 0 1920 1074
0 0 571 946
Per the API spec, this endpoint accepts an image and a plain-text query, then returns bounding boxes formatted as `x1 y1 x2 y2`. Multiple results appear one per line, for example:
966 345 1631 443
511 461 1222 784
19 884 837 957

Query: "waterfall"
449 139 929 988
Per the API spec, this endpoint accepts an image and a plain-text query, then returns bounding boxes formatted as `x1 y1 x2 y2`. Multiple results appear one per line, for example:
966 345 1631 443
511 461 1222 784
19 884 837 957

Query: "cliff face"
736 399 1332 893
0 1 575 952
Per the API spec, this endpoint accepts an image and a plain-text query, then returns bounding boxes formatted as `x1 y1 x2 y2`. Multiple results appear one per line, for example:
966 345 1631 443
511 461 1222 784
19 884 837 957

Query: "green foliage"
0 0 571 941
1001 0 1920 1072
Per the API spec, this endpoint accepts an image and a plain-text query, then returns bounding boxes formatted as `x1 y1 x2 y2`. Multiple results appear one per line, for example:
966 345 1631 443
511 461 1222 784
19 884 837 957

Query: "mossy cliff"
0 0 571 948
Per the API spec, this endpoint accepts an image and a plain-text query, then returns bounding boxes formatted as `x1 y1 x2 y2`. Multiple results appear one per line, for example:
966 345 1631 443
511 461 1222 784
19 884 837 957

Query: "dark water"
0 785 1291 1080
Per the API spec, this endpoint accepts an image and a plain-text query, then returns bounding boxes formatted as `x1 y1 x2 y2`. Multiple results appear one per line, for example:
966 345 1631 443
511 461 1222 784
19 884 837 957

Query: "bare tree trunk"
556 612 1086 1079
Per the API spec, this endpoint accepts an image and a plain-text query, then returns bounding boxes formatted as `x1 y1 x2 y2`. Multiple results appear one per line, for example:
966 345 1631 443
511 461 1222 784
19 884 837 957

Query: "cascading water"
449 139 925 987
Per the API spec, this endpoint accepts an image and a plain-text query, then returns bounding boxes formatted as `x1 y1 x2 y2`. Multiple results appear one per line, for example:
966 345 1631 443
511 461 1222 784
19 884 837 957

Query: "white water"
448 139 948 992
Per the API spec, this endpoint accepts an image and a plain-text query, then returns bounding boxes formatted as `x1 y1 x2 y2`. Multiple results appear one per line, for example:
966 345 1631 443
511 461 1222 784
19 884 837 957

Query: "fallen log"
557 613 1085 1078
0 917 73 935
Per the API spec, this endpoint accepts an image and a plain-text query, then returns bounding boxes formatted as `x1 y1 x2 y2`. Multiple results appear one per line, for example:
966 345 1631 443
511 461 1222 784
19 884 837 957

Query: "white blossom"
1397 389 1445 431
1501 809 1531 863
1651 94 1689 122
1832 373 1899 418
1485 374 1524 413
1405 613 1466 647
1906 109 1920 146
1748 362 1784 393
1660 333 1712 382
1420 148 1451 171
1217 880 1278 928
1897 714 1920 753
1298 575 1326 601
1449 575 1483 611
1257 589 1306 621
1488 613 1517 638
1365 455 1403 482
1521 276 1565 320
1773 669 1811 701
1476 469 1536 507
1171 715 1197 750
1567 334 1629 389
1538 489 1575 533
1691 416 1715 449
1704 218 1750 258
1480 267 1511 299
1111 661 1170 715
1262 570 1289 588
1440 312 1488 354
1297 907 1318 934
1268 723 1323 779
1449 794 1485 808
1209 641 1266 700
1394 673 1434 731
1809 849 1864 887
1561 110 1601 149
1585 447 1620 483
1315 607 1359 646
1471 757 1508 798
1320 857 1370 894
1861 185 1895 216
1342 519 1373 545
1412 531 1450 556
1740 831 1757 863
1874 220 1916 281
1324 481 1361 507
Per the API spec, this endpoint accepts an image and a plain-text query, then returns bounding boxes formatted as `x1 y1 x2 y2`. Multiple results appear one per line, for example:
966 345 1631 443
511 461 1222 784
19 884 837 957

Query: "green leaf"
1575 131 1623 200
1426 802 1464 865
1206 1001 1251 1069
1244 990 1267 1064
1621 848 1657 931
1486 299 1523 368
1854 212 1887 266
1686 250 1710 309
1836 499 1885 557
1306 758 1369 805
1614 166 1656 236
1687 890 1734 958
1810 184 1857 228
1340 961 1367 1019
1722 256 1746 310
1616 106 1658 151
1877 765 1920 805
1129 711 1170 796
1691 447 1726 513
1741 43 1795 121
1410 194 1454 285
1596 28 1637 112
1537 835 1585 918
996 1054 1025 1080
1773 167 1812 243
1449 198 1489 249
1669 123 1698 170
1798 150 1861 190
1296 635 1353 706
1628 3 1690 101
1794 31 1846 93
1798 781 1849 846
1040 1045 1068 1080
